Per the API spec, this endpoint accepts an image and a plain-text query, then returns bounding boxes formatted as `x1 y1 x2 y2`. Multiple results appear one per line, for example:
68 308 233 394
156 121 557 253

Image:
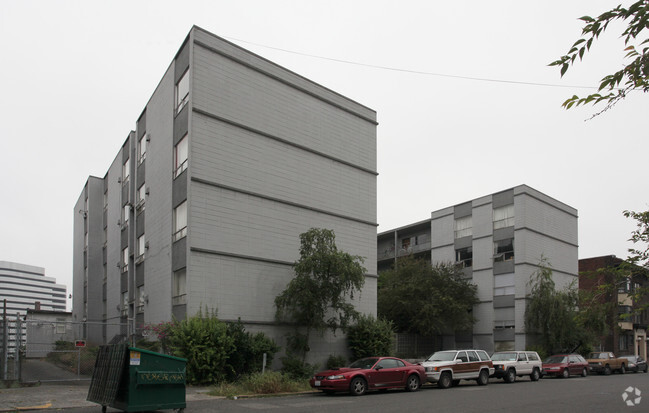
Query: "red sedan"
309 356 426 396
542 354 589 378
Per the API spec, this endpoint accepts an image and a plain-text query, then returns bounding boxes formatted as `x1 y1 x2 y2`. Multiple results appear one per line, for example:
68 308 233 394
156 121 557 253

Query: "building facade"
0 261 67 352
73 26 378 361
377 185 578 353
579 255 648 359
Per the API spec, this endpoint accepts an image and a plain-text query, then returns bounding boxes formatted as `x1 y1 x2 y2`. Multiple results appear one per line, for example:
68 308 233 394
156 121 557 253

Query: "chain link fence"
1 313 130 383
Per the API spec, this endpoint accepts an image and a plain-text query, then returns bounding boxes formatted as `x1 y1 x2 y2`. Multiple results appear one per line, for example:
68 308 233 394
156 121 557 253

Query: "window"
137 286 145 313
477 350 490 361
122 158 130 183
123 204 130 224
456 351 468 363
121 292 128 316
55 322 66 335
494 238 514 262
173 268 187 305
618 277 631 293
174 134 188 178
137 184 146 208
493 204 515 229
494 307 515 328
456 247 473 268
175 70 189 113
138 133 147 163
467 351 479 362
173 201 187 241
136 235 145 261
401 238 411 251
122 247 129 272
454 216 472 238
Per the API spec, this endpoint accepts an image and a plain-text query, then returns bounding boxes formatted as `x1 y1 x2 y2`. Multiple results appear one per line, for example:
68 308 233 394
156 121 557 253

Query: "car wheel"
620 364 626 374
504 368 516 383
452 379 460 387
477 369 489 386
405 374 420 392
438 372 452 389
562 368 570 379
530 368 541 382
349 377 367 396
604 364 612 375
581 367 588 377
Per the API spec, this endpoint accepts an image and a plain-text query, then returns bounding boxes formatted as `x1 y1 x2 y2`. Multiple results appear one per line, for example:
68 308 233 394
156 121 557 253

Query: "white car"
491 351 542 382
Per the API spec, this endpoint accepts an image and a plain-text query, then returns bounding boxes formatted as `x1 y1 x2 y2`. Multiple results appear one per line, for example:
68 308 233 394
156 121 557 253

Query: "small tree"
378 256 478 336
275 228 366 363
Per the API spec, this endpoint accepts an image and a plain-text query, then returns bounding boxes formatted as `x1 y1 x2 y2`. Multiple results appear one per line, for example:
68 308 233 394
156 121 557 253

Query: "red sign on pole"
75 340 86 348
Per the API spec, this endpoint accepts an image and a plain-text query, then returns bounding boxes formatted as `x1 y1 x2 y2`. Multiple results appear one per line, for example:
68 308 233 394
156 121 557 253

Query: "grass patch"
209 372 312 398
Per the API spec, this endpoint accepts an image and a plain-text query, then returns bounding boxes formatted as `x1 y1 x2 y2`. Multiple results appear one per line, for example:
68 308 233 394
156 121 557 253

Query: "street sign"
75 340 86 347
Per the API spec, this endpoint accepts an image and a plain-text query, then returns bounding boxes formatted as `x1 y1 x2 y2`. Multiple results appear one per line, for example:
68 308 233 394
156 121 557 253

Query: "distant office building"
579 255 648 359
0 261 67 352
378 185 578 353
73 26 377 361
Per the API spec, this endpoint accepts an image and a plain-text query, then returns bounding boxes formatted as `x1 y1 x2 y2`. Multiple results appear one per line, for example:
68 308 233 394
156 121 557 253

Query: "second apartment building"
378 185 578 352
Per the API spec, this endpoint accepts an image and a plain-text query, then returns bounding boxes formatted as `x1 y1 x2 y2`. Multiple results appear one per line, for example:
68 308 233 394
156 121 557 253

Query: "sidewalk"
0 382 216 412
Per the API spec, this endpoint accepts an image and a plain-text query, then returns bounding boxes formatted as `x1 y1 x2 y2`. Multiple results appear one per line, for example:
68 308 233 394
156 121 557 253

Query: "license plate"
314 381 321 386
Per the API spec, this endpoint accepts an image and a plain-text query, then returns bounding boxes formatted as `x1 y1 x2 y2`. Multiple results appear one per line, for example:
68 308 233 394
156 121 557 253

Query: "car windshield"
544 356 567 364
491 352 517 361
589 352 606 359
426 351 457 362
349 358 378 369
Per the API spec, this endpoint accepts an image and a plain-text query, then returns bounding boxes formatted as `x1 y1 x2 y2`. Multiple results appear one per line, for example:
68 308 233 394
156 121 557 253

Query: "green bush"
225 320 279 380
147 311 279 385
280 355 317 380
166 309 234 385
347 314 395 360
326 354 347 369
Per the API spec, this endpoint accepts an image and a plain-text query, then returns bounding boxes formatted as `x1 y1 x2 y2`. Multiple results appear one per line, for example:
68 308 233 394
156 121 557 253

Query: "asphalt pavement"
0 383 216 412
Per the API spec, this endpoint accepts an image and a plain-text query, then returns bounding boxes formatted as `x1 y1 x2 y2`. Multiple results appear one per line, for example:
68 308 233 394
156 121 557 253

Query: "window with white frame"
176 70 189 113
494 238 514 262
172 268 187 305
493 204 515 230
174 134 188 178
138 133 147 163
122 158 130 183
137 184 146 208
454 216 472 239
173 201 187 241
122 247 129 272
136 235 145 261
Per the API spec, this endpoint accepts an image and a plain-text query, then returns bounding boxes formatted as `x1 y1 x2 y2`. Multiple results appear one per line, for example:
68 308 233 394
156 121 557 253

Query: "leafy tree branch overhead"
550 0 649 112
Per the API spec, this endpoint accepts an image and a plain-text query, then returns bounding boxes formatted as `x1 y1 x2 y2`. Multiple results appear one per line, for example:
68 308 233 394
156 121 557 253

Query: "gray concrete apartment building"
73 26 377 362
377 185 578 353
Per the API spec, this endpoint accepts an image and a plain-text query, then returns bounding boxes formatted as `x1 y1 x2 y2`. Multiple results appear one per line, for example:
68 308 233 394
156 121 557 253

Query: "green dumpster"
87 344 187 412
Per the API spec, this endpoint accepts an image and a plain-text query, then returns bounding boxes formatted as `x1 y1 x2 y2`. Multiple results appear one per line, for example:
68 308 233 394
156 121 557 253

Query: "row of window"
454 238 514 269
454 204 515 239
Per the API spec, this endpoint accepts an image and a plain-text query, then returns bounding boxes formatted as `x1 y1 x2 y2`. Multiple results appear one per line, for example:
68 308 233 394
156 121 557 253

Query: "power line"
223 35 599 90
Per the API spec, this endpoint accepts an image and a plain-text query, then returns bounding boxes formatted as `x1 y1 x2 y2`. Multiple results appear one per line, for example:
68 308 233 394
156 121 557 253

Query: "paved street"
58 372 648 413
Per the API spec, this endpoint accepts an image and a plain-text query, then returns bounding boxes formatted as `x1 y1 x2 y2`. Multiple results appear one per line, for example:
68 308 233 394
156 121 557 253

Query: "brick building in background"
579 255 648 359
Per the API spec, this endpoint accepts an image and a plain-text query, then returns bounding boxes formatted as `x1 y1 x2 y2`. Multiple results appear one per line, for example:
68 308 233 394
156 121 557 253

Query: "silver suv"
491 351 542 382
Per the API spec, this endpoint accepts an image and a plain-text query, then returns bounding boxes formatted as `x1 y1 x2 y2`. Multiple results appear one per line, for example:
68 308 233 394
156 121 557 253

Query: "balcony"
378 242 431 260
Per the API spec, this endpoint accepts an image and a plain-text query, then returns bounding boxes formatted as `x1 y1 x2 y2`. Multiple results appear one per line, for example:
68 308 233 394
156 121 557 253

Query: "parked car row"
309 350 648 396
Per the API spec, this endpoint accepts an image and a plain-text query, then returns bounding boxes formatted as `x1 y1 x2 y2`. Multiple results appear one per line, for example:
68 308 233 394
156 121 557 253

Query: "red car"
309 356 426 396
542 354 589 378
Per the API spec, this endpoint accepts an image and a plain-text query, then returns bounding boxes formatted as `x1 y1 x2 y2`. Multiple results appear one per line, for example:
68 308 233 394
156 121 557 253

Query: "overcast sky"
1 1 647 306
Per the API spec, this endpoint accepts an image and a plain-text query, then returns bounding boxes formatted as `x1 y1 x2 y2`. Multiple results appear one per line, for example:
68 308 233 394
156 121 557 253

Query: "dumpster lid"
128 347 188 362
